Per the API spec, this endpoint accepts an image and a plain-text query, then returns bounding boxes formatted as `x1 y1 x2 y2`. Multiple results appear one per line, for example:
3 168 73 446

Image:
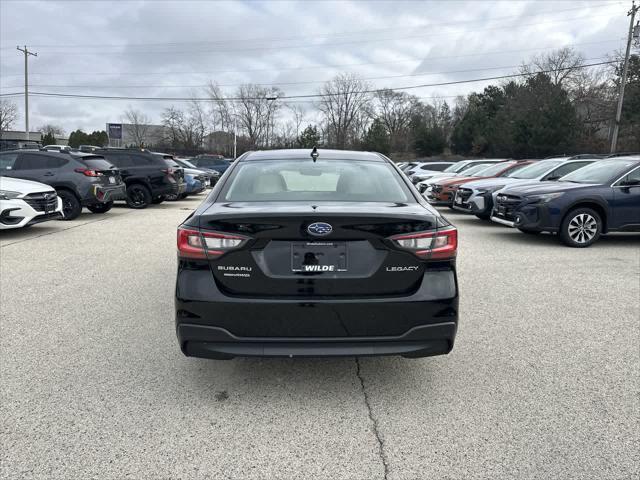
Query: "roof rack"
605 152 640 158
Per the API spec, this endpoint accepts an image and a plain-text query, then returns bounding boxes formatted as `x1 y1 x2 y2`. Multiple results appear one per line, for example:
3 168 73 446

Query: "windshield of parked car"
443 162 467 173
505 160 562 179
560 160 639 184
461 164 492 176
473 162 514 177
222 159 413 202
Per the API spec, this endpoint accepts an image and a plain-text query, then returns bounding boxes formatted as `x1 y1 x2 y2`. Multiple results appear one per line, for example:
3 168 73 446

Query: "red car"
425 161 535 206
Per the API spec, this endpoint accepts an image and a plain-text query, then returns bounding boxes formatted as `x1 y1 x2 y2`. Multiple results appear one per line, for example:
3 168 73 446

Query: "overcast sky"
0 0 630 134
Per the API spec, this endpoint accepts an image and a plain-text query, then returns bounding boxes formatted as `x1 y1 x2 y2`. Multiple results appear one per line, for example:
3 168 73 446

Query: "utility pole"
611 0 639 153
16 45 37 138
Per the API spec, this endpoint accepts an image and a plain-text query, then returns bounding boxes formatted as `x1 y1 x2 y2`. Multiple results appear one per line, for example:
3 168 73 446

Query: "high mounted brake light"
177 227 249 259
389 227 458 260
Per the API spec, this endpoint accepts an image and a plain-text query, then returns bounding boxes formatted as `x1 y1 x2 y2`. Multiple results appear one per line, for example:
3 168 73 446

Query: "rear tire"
475 213 491 220
57 190 82 220
87 201 113 214
559 208 601 248
126 184 151 209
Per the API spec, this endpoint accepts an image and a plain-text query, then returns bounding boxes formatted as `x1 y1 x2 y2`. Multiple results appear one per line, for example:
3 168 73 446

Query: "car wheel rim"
130 189 144 206
62 198 73 215
568 213 597 244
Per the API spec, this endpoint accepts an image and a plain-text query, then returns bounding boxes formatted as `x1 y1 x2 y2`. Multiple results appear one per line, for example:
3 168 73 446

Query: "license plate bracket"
291 241 347 273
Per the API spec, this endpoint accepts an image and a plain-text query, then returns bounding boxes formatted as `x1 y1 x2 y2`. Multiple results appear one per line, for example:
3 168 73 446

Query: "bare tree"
287 103 306 139
206 81 233 132
161 102 208 152
0 100 18 133
317 73 371 149
374 89 416 151
234 84 283 148
123 108 151 147
38 124 64 136
520 47 586 87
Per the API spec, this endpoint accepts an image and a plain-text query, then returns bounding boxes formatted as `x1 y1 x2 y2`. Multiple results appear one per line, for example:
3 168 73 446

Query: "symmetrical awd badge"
307 222 333 236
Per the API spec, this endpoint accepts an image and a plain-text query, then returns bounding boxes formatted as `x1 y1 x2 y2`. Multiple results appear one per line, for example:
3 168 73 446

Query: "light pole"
610 0 639 153
16 46 37 138
266 96 277 149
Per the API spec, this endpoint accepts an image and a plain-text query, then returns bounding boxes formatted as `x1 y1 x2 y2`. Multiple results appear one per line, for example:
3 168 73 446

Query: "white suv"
0 176 63 229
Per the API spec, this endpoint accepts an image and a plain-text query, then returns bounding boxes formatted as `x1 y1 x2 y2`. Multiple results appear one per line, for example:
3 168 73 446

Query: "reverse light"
390 228 458 260
177 227 249 259
74 168 102 177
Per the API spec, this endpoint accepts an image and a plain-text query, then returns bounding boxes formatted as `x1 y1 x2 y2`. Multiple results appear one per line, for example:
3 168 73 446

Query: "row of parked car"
0 147 233 230
398 155 640 247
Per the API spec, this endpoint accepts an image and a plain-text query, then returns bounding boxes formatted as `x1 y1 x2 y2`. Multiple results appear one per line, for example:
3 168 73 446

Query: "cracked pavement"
1 196 639 479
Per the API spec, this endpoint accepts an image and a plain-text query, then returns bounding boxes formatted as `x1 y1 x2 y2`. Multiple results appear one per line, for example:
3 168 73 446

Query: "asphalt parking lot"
1 195 638 480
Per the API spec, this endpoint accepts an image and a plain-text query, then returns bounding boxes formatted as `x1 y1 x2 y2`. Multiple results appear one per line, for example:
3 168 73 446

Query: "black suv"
95 149 185 208
0 150 125 220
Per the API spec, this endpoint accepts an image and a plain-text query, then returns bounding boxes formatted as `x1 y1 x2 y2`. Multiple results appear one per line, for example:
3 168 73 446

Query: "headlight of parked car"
476 186 504 194
526 192 565 203
0 190 22 200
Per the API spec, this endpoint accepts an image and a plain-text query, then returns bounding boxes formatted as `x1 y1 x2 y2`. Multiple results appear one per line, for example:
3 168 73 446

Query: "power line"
2 14 613 57
0 60 617 102
0 38 622 78
0 56 612 90
0 3 618 51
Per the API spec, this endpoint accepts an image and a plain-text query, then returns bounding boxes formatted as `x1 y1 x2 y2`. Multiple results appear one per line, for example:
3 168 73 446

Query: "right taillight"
389 227 457 260
177 227 249 259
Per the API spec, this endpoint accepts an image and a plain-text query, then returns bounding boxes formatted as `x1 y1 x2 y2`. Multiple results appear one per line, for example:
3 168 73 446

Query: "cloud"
0 0 629 132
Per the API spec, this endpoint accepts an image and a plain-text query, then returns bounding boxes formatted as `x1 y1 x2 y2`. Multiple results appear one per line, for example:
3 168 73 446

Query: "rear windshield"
222 159 413 203
505 160 562 179
78 156 114 170
160 158 181 167
178 159 198 169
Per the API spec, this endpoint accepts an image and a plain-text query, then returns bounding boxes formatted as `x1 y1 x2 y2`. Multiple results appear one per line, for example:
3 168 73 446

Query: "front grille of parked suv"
494 194 522 220
23 192 58 212
457 188 473 202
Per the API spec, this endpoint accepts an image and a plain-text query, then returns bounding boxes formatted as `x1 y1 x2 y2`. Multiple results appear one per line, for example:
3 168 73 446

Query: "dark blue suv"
491 157 640 247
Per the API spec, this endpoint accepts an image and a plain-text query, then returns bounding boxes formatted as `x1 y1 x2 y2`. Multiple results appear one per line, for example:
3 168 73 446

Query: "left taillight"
74 168 102 177
389 227 457 260
177 227 249 259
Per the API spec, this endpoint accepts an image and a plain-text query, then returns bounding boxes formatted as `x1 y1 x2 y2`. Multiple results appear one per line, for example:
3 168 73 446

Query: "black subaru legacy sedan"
175 149 458 359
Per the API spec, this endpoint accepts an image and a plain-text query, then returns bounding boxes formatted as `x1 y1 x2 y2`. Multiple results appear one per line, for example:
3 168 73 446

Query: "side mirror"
546 175 560 181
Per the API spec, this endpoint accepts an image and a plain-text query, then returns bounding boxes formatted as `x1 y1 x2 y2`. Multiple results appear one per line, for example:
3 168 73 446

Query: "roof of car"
242 149 387 162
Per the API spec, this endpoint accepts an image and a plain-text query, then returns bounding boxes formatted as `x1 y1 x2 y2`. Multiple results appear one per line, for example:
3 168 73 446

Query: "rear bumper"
87 184 126 204
175 268 458 359
178 322 456 359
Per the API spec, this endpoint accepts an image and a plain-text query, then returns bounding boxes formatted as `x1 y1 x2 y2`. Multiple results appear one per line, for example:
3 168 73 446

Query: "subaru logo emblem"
307 222 332 236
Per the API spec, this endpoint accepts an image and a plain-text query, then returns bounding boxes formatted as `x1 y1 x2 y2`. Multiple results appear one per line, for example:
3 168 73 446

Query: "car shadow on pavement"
182 355 435 403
